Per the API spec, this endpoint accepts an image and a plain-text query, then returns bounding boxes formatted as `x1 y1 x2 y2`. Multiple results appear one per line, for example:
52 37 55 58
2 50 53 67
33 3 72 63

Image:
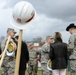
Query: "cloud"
61 31 70 43
0 0 7 9
0 0 74 43
4 0 76 22
0 8 13 36
22 14 69 42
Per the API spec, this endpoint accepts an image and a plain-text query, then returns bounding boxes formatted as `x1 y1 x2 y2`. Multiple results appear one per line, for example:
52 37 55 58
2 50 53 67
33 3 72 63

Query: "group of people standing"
0 28 29 75
0 23 76 75
41 23 76 75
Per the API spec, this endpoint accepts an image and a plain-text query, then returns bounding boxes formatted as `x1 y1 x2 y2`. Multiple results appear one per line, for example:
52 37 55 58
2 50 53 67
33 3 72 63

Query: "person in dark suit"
49 32 68 75
15 35 29 75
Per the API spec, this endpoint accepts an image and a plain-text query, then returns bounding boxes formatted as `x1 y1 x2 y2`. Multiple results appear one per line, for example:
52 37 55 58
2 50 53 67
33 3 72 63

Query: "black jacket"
19 41 29 70
49 41 68 69
15 41 29 70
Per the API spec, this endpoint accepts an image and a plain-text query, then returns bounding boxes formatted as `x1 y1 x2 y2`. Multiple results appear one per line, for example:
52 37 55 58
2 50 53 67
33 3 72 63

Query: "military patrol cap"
41 39 45 42
7 28 16 34
50 36 53 39
46 36 53 40
66 23 76 31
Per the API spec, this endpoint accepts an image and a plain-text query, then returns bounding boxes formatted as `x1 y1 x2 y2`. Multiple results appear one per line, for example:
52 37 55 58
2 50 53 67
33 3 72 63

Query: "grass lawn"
25 68 70 75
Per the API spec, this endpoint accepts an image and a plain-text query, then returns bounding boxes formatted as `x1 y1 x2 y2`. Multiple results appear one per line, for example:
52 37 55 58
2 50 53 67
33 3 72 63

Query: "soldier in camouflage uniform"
1 28 17 75
66 23 76 75
41 36 53 75
28 43 41 75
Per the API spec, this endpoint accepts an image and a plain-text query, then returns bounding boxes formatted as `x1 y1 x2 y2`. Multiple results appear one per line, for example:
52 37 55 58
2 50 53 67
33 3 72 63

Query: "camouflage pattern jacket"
1 37 16 57
68 33 76 59
41 43 50 64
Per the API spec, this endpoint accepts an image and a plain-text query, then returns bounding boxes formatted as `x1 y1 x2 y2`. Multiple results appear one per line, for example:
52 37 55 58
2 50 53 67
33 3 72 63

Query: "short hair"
15 35 19 39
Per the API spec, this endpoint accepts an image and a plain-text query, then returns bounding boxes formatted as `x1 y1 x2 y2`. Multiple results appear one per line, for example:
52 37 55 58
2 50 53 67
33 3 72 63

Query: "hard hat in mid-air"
10 1 36 29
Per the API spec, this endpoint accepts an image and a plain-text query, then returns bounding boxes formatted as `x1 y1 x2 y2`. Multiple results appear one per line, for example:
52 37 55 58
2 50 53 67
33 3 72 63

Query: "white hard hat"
47 60 52 71
10 1 36 29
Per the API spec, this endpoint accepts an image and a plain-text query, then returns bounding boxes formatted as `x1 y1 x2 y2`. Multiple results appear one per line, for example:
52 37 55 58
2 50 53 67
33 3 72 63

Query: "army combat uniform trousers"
28 61 38 75
41 63 52 75
2 55 15 75
70 60 76 75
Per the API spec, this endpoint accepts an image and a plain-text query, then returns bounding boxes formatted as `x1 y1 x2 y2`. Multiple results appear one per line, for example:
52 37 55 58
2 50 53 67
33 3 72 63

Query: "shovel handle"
0 36 11 68
14 29 23 75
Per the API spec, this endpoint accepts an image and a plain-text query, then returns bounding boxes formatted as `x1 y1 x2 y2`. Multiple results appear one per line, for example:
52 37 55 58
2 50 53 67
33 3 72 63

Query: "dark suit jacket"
20 41 29 70
15 41 29 70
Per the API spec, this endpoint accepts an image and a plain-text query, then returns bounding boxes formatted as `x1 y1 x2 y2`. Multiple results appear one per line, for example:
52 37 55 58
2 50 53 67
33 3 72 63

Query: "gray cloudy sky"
0 0 76 42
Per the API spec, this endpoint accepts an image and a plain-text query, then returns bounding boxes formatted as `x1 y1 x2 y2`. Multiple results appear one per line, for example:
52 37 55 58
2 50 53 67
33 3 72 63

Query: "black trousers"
19 70 25 75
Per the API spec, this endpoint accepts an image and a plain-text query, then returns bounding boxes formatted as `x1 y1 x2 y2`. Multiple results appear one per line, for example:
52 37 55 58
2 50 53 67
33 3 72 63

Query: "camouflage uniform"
41 43 51 75
68 33 76 75
28 48 39 75
1 37 16 75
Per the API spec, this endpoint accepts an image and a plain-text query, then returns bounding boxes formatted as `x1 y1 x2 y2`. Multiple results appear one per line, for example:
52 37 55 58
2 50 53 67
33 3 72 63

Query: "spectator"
15 35 29 75
49 32 68 75
1 28 17 75
28 43 40 75
66 23 76 75
41 36 53 75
